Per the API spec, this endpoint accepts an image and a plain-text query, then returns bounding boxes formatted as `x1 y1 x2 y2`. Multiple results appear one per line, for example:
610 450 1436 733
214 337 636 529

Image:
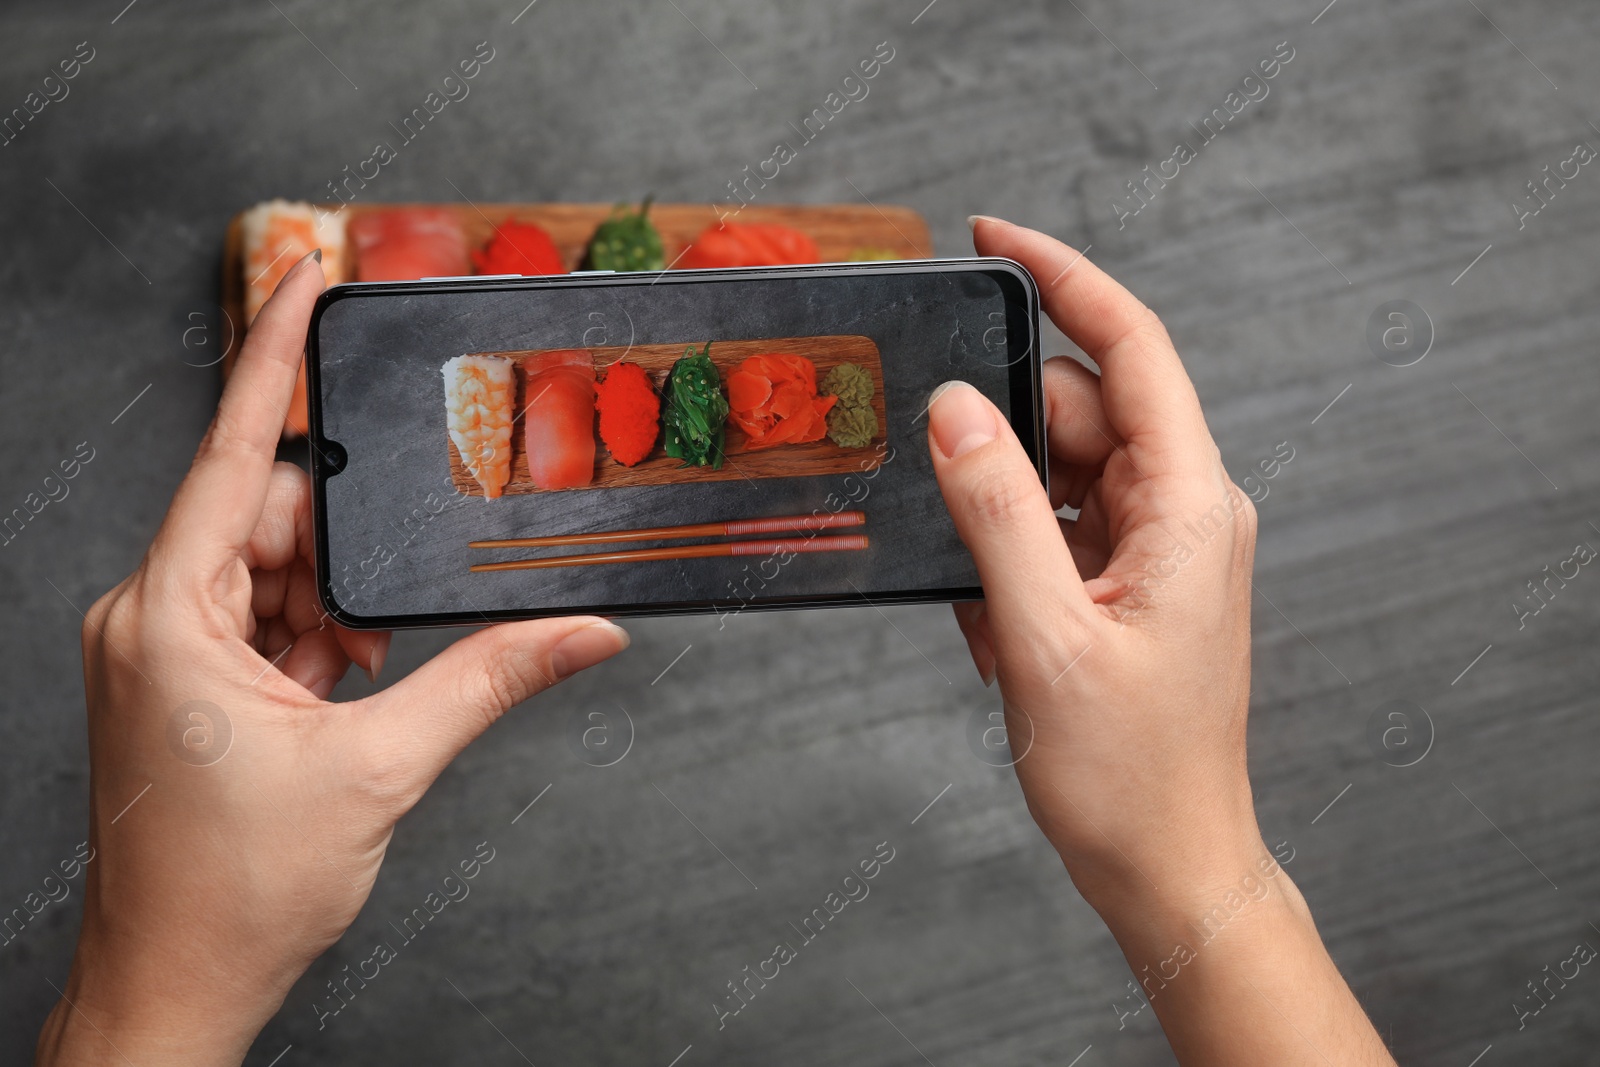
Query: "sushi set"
221 198 932 439
444 335 889 498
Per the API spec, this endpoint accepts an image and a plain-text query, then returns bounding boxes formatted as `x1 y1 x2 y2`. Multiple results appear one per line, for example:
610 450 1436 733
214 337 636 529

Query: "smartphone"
307 258 1043 629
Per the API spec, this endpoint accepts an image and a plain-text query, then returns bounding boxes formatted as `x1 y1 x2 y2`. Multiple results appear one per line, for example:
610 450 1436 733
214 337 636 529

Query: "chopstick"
469 534 869 572
469 511 865 550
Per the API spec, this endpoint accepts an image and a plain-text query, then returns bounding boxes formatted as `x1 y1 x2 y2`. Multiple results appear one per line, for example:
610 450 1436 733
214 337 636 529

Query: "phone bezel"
306 257 1044 630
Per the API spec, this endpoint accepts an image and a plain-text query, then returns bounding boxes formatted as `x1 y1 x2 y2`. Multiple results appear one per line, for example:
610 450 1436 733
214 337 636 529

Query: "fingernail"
366 632 391 683
980 662 996 688
968 214 1006 231
551 621 630 680
289 248 322 277
928 380 998 459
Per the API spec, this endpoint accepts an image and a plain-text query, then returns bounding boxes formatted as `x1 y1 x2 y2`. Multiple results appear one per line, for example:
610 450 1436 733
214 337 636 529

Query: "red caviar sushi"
594 361 660 466
473 221 566 275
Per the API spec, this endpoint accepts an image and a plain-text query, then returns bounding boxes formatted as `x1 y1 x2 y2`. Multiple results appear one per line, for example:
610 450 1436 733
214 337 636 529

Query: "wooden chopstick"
469 511 865 550
469 534 869 572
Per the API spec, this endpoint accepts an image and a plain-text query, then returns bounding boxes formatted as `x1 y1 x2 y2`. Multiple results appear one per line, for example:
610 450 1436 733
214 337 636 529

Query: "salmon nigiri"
523 350 597 489
349 208 469 281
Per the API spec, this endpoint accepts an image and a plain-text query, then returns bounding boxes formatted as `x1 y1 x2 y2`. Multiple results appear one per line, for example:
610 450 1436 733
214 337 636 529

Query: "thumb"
368 616 629 786
927 381 1095 657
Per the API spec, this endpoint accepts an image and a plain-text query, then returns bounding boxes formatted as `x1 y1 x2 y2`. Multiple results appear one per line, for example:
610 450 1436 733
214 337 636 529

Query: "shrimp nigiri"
523 350 596 489
240 201 346 439
241 200 345 324
443 354 515 499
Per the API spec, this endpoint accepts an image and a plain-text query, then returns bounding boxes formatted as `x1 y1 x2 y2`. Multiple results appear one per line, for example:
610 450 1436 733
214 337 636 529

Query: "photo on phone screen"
309 259 1042 627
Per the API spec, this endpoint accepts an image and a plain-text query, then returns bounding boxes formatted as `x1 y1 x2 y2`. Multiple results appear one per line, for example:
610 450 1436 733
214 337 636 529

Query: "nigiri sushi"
240 199 346 324
523 350 596 490
443 354 516 499
473 221 566 276
240 200 347 440
350 208 469 281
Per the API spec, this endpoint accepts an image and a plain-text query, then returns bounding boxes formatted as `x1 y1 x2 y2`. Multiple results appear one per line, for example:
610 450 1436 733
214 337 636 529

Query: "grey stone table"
2 0 1597 1063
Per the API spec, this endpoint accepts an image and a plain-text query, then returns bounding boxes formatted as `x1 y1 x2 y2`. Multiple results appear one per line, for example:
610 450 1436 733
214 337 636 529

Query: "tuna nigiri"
350 208 469 281
523 350 597 489
443 354 515 499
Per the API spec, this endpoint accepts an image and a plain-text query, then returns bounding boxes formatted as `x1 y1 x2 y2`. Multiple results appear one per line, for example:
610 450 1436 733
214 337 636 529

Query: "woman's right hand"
931 216 1264 907
929 217 1396 1066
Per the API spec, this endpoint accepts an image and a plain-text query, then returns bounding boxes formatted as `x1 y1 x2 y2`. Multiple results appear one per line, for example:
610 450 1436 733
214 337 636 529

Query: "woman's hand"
934 217 1260 905
929 218 1396 1066
36 252 629 1067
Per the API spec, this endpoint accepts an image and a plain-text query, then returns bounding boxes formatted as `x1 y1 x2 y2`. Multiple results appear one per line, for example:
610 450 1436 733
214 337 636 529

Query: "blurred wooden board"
447 335 887 496
219 202 933 379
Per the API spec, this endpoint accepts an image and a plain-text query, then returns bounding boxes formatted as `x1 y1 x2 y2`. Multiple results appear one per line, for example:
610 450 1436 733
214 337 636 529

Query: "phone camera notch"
321 441 348 475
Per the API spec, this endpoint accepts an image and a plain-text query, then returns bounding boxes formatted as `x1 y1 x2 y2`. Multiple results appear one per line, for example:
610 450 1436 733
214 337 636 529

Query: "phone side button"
569 269 615 275
419 274 524 281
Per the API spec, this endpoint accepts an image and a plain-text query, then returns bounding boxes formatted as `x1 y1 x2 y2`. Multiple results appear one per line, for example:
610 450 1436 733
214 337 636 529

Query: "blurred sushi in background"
228 196 923 443
350 208 468 281
240 199 346 324
473 220 566 276
240 200 347 438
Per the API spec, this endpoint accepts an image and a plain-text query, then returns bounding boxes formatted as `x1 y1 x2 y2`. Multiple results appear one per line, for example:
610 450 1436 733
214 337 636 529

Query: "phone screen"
309 260 1041 627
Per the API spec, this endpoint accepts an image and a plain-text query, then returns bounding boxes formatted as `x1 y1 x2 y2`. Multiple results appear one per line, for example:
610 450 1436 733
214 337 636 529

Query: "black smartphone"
307 258 1043 629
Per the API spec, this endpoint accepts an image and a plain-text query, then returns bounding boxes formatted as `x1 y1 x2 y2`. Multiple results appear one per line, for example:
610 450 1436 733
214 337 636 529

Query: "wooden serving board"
220 202 932 379
447 335 888 497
